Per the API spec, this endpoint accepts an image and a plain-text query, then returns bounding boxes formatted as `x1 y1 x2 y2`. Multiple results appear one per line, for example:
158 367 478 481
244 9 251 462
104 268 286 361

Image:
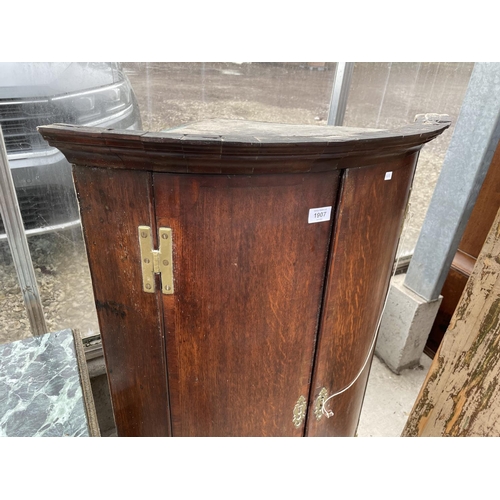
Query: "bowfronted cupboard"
40 116 449 436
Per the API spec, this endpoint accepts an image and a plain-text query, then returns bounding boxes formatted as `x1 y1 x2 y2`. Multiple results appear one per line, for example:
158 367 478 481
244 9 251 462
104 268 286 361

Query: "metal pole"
327 62 355 126
404 62 500 301
0 127 48 336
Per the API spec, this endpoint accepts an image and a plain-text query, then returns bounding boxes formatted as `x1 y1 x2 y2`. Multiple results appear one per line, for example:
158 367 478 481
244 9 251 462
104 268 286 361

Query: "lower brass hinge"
138 226 174 295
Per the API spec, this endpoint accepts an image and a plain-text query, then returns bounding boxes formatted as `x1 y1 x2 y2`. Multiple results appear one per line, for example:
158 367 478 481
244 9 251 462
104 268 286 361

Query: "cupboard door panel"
307 154 418 437
154 172 340 436
73 166 170 436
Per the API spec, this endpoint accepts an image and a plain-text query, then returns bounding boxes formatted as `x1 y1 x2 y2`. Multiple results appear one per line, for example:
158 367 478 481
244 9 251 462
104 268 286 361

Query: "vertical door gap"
303 169 347 436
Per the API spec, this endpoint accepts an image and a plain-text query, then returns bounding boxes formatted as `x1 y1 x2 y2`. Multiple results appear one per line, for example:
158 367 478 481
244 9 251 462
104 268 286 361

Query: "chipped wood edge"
72 329 101 437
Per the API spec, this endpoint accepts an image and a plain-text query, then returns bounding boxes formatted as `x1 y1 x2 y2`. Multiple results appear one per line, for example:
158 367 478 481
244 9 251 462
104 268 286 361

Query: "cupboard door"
73 166 171 437
154 172 340 436
307 154 418 436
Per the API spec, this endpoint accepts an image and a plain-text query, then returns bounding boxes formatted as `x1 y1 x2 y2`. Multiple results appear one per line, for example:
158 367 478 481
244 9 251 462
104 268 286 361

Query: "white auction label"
308 206 332 224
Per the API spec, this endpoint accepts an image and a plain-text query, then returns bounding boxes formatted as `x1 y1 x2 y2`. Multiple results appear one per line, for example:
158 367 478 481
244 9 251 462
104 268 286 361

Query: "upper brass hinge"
138 225 174 295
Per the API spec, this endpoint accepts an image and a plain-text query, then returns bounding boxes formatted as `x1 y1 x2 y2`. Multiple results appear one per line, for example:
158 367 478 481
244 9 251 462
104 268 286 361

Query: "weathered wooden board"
403 207 500 436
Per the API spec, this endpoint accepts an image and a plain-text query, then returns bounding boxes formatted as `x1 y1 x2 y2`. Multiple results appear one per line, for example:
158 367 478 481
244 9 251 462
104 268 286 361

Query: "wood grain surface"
72 166 171 436
38 118 450 174
154 172 340 436
43 119 450 437
458 142 500 259
403 208 500 437
425 264 470 357
306 153 419 436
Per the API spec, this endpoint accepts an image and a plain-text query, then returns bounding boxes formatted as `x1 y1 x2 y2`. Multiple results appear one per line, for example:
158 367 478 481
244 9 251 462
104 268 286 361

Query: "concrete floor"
357 353 432 437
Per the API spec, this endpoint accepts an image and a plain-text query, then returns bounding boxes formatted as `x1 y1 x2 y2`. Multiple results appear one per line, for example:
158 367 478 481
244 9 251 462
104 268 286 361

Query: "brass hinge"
138 226 174 295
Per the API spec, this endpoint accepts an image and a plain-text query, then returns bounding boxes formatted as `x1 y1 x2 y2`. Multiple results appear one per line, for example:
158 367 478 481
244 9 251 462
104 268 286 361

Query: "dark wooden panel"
154 172 340 436
425 264 469 358
306 153 418 437
72 166 170 436
459 142 500 259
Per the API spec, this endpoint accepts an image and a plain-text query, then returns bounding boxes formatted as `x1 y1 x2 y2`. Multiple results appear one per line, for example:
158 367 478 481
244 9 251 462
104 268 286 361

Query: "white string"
321 202 413 418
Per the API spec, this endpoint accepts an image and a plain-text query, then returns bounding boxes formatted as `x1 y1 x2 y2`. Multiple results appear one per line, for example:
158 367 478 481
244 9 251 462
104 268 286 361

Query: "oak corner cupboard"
39 115 450 437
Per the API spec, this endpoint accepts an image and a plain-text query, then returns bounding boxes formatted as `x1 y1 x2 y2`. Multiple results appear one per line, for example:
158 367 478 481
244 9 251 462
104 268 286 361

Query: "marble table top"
0 329 96 437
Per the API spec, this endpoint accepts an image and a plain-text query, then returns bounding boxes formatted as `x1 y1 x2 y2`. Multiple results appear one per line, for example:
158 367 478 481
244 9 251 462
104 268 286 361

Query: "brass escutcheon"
292 395 307 428
314 387 329 421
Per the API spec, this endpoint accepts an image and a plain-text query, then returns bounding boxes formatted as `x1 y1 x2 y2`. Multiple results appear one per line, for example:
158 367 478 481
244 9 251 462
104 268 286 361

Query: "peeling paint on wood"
403 207 500 437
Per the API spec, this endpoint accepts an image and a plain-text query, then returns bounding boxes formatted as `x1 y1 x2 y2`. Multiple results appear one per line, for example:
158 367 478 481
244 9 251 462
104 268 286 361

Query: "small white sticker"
384 171 393 180
308 206 332 224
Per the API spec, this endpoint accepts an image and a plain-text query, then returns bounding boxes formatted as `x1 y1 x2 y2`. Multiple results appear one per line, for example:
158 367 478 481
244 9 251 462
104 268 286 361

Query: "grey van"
0 62 142 239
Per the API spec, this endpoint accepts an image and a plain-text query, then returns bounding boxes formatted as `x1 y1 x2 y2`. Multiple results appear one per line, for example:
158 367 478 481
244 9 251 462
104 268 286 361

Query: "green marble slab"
0 329 91 437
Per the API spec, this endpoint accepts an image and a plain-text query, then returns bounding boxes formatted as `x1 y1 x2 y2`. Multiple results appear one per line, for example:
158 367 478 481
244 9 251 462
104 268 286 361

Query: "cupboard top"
38 115 450 175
